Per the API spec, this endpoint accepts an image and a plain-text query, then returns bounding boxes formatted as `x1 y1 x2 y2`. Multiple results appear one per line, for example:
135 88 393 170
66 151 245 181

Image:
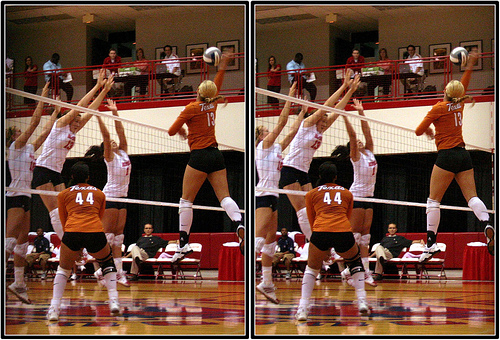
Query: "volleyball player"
255 83 308 304
415 51 494 259
31 70 113 242
93 99 131 287
296 162 370 321
333 99 377 286
47 162 120 321
279 69 360 241
6 83 58 304
168 53 244 261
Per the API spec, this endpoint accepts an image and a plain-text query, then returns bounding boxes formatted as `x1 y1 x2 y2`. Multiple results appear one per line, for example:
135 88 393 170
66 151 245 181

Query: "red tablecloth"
462 245 494 281
218 245 244 281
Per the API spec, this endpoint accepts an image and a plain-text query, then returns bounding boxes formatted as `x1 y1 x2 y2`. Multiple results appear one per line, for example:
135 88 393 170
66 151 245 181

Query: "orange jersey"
416 69 472 150
168 70 225 150
305 183 353 233
57 183 106 233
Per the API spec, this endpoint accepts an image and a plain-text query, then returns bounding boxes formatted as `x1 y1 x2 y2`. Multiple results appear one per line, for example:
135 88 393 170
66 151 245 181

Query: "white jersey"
349 149 377 197
103 149 131 198
256 142 283 197
7 142 36 197
35 121 75 173
283 122 322 173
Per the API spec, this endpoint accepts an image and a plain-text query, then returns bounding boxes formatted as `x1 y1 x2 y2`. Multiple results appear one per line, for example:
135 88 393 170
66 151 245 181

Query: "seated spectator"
272 227 295 279
23 56 38 105
25 228 52 280
43 53 73 101
128 223 169 281
161 45 181 94
103 48 124 97
286 52 317 101
367 48 392 97
401 44 424 93
346 48 367 97
124 48 149 98
371 223 424 280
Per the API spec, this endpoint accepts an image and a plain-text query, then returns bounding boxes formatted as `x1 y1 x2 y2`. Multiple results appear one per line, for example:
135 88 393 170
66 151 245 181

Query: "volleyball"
449 47 469 67
203 47 222 66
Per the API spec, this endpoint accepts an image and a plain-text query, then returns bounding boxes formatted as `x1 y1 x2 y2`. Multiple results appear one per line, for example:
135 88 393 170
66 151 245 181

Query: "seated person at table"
161 45 181 94
371 223 424 280
128 223 169 281
367 48 392 97
25 228 52 280
272 227 295 279
124 48 149 98
401 44 424 93
103 48 124 97
346 49 367 96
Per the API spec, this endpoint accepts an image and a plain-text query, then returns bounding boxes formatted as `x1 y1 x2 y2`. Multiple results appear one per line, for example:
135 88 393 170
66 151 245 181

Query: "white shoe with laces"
364 270 378 287
47 305 60 321
295 305 310 321
358 298 370 316
341 268 353 286
117 271 130 287
94 268 106 286
256 282 279 304
8 282 32 304
418 243 441 262
109 298 121 316
172 244 193 263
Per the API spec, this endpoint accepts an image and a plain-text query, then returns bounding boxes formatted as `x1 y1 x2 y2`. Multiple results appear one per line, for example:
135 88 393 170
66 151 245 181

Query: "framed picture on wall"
216 40 239 71
460 40 482 71
398 45 420 60
186 43 208 74
155 46 177 61
429 43 451 74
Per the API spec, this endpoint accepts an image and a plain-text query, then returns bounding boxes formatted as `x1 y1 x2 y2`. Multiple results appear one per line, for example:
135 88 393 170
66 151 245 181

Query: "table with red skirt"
218 244 244 281
462 245 494 281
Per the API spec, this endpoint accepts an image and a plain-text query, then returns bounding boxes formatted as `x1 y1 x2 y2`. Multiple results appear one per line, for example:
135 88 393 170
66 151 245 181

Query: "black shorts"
105 199 127 210
310 231 355 253
6 195 31 212
279 166 311 188
353 200 374 209
31 166 64 188
256 195 278 211
62 232 109 253
188 147 226 174
435 147 473 174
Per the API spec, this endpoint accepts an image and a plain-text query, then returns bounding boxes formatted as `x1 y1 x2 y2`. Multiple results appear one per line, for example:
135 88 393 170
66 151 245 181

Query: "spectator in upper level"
267 56 281 108
128 224 169 281
124 48 149 98
402 44 424 94
367 48 392 97
286 52 317 101
161 45 181 94
23 56 38 104
346 48 365 76
103 48 124 97
43 53 74 102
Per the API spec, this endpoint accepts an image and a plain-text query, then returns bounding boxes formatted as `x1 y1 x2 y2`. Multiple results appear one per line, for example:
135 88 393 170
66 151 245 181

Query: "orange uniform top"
305 183 353 233
168 70 225 150
57 183 106 233
415 68 472 150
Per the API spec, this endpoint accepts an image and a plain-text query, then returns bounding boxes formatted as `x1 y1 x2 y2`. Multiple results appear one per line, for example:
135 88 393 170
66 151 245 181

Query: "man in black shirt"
372 223 424 280
128 224 169 281
25 228 52 280
272 227 295 279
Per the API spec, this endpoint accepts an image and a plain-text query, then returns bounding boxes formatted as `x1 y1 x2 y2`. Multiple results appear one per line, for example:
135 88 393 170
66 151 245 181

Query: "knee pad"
113 234 124 248
261 241 277 257
360 234 371 247
179 198 193 214
296 208 308 225
97 252 117 276
426 198 440 214
353 232 362 245
6 237 16 254
255 237 265 254
13 242 29 258
56 265 72 279
105 233 115 245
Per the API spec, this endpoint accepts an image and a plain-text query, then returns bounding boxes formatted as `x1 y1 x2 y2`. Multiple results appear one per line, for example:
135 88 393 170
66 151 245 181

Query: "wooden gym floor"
255 279 496 336
5 278 245 336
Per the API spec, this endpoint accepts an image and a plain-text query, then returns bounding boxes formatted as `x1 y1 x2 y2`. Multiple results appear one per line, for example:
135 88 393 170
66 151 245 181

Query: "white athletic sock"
49 208 64 240
262 266 273 286
220 197 242 222
179 198 193 234
14 266 25 286
103 271 118 300
361 257 370 272
300 266 319 306
468 197 490 222
351 271 367 300
426 203 440 235
52 267 71 304
296 208 312 240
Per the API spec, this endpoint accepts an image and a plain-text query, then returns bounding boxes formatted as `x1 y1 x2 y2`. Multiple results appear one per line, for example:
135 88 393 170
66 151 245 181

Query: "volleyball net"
6 88 245 235
255 87 495 231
